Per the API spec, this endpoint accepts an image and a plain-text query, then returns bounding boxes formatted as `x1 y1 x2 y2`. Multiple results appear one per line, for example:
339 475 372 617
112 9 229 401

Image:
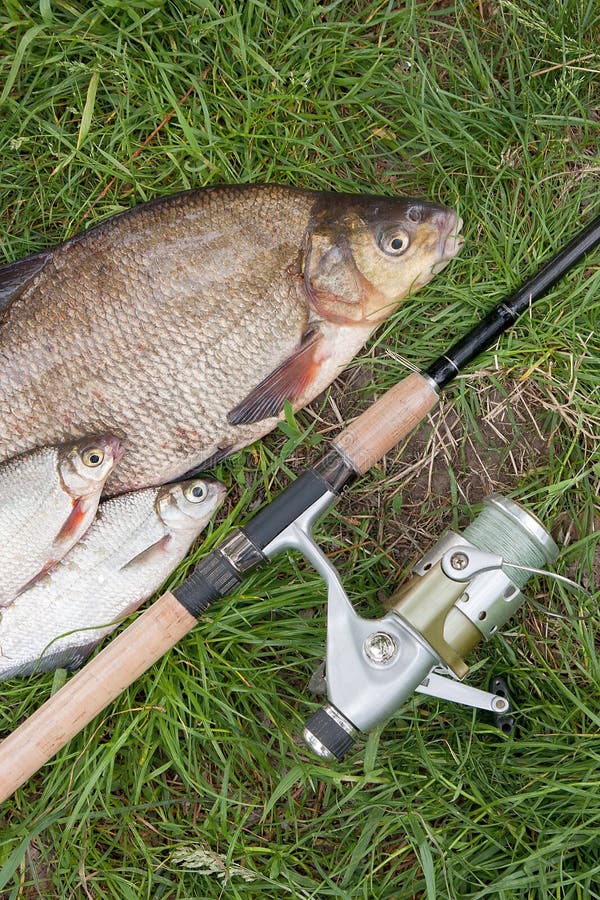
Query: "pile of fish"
0 184 463 679
0 438 225 679
0 184 462 493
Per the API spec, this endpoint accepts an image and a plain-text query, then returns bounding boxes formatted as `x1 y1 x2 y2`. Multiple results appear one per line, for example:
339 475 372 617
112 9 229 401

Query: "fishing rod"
0 211 598 801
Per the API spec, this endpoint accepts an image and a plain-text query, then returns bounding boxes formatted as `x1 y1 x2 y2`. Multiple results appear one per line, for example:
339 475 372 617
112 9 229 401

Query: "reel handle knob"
303 705 358 761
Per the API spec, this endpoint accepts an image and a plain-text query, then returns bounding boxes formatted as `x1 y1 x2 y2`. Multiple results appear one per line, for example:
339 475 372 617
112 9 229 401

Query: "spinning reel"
262 492 559 760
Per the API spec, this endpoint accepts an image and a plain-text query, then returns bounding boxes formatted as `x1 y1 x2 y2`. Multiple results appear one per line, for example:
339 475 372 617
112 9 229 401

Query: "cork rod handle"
0 591 196 803
333 371 439 474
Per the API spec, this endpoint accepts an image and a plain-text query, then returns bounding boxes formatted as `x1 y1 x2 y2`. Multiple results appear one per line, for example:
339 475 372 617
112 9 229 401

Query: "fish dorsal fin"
0 251 51 312
227 327 323 426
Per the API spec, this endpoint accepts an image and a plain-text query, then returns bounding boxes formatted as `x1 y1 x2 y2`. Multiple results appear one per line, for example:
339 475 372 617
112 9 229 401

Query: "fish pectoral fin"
54 496 90 544
120 534 172 572
0 251 52 312
227 328 323 425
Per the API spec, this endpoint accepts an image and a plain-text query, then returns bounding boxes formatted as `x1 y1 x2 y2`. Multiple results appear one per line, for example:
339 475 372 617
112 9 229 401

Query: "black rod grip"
242 470 332 550
173 461 352 619
173 552 243 618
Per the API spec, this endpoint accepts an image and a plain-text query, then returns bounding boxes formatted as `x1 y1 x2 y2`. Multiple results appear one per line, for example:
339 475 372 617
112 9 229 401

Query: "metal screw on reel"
450 552 470 571
363 632 399 665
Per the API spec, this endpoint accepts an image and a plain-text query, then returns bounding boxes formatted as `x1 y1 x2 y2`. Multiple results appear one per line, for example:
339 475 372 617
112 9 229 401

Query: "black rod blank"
427 212 600 388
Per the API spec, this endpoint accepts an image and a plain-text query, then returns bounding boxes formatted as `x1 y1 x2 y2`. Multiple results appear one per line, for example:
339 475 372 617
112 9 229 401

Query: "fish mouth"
443 213 464 259
431 211 464 275
211 480 227 504
93 433 126 465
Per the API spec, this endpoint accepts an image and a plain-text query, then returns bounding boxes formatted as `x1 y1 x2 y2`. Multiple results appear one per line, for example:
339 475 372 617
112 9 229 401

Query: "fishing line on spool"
460 497 597 624
462 503 548 584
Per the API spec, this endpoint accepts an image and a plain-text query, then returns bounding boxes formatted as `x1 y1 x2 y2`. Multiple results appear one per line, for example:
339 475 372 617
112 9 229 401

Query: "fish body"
0 185 463 493
0 435 123 605
0 478 225 679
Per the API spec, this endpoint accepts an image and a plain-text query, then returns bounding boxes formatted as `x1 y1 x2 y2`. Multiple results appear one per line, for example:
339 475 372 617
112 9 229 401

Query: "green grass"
1 0 599 897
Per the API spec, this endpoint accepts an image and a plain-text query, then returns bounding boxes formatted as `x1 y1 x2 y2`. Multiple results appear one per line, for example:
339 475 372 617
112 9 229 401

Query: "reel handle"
0 591 195 803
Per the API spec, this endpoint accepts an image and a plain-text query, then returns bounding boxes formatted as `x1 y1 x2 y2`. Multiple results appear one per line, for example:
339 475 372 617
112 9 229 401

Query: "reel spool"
302 495 559 761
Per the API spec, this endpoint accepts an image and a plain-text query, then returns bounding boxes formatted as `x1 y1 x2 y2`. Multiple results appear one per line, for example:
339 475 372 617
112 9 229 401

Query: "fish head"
305 195 464 325
59 434 124 497
155 478 226 535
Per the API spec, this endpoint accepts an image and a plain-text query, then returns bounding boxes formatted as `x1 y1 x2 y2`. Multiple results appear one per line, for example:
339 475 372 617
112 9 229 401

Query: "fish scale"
0 185 463 493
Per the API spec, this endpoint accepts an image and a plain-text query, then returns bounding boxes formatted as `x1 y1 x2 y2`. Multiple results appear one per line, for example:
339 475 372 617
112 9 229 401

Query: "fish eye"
185 482 208 503
378 229 410 256
82 447 105 467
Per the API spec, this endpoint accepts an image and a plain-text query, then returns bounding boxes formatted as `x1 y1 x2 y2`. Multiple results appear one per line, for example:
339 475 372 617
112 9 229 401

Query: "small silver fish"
0 435 124 605
0 478 225 679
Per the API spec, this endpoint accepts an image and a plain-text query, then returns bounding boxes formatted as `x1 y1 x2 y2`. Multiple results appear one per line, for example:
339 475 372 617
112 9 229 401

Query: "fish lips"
431 212 464 275
98 434 126 466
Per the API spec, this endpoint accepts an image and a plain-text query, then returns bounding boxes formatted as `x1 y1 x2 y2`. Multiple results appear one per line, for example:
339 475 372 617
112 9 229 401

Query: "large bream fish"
0 185 463 493
0 478 225 679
